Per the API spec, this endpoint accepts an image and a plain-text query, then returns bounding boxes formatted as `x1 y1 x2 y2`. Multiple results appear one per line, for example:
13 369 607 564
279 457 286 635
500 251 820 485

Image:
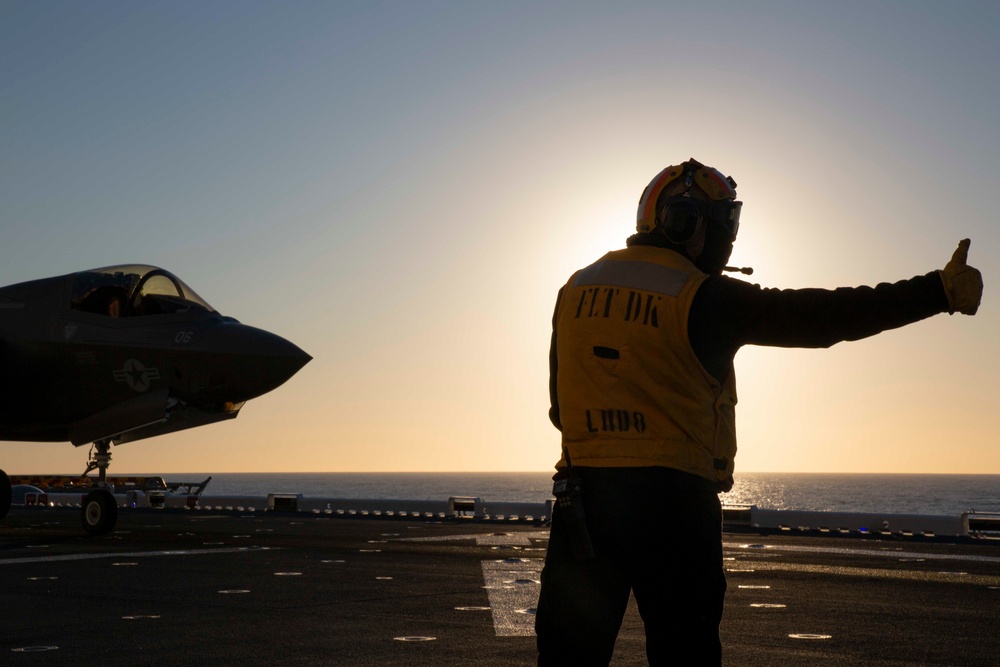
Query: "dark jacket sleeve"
688 272 950 382
548 286 564 430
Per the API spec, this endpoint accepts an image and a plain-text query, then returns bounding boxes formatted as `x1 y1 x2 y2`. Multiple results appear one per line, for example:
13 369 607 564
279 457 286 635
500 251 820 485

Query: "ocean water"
163 472 1000 517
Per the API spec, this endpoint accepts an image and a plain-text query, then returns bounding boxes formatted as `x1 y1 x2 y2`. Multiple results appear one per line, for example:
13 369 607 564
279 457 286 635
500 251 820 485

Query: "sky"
2 1 998 475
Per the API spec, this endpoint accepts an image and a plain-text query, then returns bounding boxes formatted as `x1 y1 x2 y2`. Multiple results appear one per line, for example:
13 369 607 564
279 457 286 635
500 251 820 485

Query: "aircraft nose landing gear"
82 488 118 535
80 439 119 536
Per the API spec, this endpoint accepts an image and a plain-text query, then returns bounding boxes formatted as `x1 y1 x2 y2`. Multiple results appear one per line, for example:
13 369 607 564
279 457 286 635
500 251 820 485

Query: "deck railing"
18 491 1000 538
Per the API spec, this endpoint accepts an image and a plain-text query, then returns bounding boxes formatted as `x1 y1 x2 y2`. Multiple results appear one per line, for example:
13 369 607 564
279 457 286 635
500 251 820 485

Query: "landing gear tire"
0 470 11 521
81 489 118 536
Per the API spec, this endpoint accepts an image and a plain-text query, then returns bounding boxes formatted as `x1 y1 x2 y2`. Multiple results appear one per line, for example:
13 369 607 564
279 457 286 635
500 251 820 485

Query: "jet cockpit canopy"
71 265 215 318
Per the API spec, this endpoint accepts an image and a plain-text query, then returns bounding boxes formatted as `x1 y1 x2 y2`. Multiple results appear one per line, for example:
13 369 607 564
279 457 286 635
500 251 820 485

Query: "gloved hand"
939 238 983 315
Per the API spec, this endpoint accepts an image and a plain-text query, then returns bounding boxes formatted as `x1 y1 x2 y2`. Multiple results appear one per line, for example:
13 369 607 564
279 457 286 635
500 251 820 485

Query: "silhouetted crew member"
535 158 983 666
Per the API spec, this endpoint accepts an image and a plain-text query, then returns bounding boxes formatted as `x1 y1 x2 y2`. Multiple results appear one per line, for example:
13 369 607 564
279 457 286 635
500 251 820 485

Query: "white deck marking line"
726 560 1000 586
0 546 270 565
481 558 543 637
400 531 548 546
724 541 1000 564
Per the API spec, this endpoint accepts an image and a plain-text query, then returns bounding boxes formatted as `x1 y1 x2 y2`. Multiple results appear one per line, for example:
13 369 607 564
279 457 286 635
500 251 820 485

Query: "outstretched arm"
690 240 982 381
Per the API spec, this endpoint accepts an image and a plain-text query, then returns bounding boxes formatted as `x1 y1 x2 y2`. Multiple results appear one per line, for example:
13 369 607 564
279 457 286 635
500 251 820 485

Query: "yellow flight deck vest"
555 245 737 490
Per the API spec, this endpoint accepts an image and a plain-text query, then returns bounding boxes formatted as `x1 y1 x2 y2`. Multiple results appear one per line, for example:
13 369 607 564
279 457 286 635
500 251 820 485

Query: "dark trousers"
535 467 726 666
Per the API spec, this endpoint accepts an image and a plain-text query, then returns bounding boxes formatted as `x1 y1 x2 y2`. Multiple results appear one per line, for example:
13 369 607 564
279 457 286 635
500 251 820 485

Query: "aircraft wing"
66 388 244 446
69 388 171 446
112 402 243 444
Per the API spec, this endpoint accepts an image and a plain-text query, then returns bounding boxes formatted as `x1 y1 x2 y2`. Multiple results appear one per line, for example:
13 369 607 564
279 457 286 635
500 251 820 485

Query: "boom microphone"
723 265 754 275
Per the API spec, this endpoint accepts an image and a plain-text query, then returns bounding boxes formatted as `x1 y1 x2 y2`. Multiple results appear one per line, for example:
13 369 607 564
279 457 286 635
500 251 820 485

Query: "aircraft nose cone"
210 323 311 401
260 331 311 385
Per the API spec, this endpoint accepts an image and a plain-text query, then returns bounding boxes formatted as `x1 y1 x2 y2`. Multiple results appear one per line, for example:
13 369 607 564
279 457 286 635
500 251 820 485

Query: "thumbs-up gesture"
939 239 983 315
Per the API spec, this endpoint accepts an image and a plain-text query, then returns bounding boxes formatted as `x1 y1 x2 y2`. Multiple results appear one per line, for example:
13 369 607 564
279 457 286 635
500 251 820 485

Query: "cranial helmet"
636 159 741 243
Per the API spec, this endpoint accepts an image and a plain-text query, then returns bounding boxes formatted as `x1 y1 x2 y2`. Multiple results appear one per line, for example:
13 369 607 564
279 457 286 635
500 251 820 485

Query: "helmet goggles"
660 195 742 241
636 158 740 236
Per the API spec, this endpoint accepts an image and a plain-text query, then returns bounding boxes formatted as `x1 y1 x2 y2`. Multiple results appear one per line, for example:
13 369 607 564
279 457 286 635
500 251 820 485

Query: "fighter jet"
0 264 311 535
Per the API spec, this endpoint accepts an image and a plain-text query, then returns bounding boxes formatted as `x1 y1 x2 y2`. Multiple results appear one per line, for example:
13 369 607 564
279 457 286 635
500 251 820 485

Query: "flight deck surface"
2 508 998 666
